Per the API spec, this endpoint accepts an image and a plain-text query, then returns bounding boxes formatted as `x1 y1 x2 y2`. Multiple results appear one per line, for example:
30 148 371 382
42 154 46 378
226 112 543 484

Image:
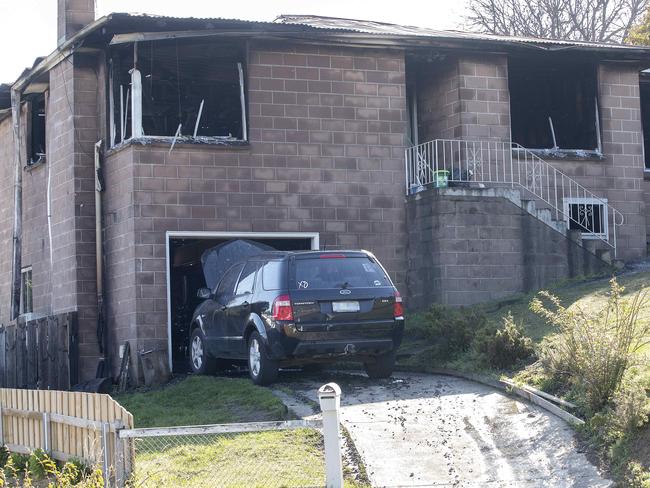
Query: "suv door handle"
220 305 228 311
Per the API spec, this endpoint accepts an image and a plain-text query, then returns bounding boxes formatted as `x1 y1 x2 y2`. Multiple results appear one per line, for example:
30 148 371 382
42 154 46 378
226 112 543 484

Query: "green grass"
114 375 369 488
115 375 291 427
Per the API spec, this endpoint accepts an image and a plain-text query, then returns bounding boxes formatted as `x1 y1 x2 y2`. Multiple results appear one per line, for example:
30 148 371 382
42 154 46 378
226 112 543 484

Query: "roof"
4 12 650 102
276 14 649 51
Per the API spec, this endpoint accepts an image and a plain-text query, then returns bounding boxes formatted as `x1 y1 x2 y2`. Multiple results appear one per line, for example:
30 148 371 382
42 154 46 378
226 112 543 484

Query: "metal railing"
405 139 624 257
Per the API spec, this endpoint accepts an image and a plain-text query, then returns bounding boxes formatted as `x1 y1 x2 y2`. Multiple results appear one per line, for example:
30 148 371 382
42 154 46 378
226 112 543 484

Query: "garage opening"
166 232 319 373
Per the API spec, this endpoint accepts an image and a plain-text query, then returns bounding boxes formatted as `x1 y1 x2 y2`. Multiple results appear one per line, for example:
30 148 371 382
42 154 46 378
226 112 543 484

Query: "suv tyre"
364 351 396 379
248 331 279 385
189 328 217 375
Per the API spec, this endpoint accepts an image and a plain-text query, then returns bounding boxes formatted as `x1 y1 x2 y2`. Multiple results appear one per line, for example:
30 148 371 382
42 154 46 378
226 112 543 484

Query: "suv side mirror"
197 288 212 300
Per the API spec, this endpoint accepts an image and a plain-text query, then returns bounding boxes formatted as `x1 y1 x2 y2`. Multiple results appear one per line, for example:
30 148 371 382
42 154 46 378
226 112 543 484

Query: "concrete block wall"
102 42 408 374
457 55 510 141
406 187 610 309
0 119 14 322
417 57 461 141
416 54 510 143
45 54 101 379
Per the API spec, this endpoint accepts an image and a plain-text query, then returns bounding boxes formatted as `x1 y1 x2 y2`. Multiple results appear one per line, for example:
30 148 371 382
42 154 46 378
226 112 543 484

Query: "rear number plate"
332 301 360 313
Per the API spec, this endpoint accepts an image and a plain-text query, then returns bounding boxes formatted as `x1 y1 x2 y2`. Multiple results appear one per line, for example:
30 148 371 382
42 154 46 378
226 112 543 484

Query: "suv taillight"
273 294 294 321
394 291 404 319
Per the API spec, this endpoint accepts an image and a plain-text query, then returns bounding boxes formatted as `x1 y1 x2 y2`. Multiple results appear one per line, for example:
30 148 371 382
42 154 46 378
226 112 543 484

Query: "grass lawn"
115 375 368 488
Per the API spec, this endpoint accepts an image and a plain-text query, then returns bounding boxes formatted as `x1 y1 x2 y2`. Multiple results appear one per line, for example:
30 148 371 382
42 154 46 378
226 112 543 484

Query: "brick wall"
46 54 101 379
416 54 510 143
417 58 461 141
101 42 408 375
0 118 13 323
406 187 609 309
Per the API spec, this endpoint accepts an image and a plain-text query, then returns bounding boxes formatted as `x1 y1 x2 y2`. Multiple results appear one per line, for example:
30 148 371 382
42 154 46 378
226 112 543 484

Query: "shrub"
0 446 9 468
475 313 534 369
530 278 650 415
417 304 488 361
27 448 54 481
623 461 650 488
7 452 29 474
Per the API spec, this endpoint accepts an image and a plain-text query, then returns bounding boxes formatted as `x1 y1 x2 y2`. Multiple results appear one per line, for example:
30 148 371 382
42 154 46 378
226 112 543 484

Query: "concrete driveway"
274 371 611 488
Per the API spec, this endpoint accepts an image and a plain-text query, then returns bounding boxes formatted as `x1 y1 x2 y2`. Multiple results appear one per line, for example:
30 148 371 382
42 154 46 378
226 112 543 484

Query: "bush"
623 461 650 488
27 448 53 481
0 446 8 468
416 304 488 361
530 278 650 415
475 313 534 369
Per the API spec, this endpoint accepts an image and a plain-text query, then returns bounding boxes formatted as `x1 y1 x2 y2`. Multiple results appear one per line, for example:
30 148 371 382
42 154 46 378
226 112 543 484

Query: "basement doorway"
165 231 319 373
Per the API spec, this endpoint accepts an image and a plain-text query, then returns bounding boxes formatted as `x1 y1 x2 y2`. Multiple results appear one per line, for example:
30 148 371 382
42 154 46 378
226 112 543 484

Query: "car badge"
339 289 352 295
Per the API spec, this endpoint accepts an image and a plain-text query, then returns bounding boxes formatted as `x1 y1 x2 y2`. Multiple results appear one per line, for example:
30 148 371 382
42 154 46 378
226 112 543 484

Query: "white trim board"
164 231 320 372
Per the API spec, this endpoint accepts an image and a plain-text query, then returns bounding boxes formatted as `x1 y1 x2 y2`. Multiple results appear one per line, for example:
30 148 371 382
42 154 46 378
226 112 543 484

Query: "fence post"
101 422 110 487
42 413 50 453
318 383 343 488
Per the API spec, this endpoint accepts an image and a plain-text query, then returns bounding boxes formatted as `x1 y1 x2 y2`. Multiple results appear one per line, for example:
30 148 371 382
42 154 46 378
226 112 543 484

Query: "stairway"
405 139 624 260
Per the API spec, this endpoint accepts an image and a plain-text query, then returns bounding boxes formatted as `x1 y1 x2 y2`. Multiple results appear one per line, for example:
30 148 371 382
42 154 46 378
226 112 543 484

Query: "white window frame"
19 266 33 316
563 197 609 240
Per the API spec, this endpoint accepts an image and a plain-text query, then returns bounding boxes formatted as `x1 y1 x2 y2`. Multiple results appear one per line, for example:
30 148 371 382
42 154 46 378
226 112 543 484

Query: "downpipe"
94 140 108 370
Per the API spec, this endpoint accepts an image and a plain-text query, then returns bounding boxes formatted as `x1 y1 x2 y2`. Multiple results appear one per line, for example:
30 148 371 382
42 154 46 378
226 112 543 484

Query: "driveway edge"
420 368 585 426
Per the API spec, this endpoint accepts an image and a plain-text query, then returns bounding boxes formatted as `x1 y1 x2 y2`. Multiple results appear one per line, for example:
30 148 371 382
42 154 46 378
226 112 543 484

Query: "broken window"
640 74 650 171
20 267 33 315
564 198 608 239
509 57 599 151
26 93 46 165
109 39 247 146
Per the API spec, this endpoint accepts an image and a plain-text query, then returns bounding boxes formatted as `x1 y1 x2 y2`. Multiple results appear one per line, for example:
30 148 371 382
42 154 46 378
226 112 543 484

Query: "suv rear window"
292 257 391 290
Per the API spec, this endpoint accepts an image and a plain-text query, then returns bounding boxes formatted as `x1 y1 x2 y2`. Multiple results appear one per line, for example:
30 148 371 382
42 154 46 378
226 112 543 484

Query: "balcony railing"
405 139 624 257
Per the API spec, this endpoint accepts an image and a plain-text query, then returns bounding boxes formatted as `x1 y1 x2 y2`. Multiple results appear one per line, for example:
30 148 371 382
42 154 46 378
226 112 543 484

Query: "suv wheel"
189 328 217 375
248 331 278 385
364 351 396 379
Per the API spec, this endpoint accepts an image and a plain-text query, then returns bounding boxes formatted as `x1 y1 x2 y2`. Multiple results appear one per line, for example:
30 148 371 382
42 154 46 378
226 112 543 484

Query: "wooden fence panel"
0 313 77 391
0 388 134 484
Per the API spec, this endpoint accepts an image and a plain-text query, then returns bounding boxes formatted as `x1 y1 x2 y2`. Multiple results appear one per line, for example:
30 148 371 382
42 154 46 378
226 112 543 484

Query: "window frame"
19 266 33 316
26 92 47 167
215 263 245 304
563 197 609 240
108 40 249 148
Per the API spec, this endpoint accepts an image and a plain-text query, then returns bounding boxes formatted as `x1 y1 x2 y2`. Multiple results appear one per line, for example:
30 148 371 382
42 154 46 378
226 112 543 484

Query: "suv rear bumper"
266 320 404 361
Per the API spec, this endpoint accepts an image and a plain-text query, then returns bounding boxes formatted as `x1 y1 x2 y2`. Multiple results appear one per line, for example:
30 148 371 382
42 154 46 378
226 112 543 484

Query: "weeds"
531 278 650 415
475 313 534 369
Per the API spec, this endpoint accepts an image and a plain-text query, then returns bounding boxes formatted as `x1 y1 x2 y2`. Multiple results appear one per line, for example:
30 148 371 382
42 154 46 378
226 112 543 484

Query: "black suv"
189 250 405 384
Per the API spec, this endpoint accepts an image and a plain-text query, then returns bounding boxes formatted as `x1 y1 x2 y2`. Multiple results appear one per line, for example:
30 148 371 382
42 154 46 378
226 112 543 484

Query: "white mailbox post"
318 382 344 488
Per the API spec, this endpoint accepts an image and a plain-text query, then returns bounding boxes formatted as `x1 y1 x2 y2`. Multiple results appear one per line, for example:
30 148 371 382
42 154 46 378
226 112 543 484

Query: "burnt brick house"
1 1 649 384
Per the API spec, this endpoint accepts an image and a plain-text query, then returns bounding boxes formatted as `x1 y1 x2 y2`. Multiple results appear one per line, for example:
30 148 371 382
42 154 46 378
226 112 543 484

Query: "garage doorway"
165 231 319 372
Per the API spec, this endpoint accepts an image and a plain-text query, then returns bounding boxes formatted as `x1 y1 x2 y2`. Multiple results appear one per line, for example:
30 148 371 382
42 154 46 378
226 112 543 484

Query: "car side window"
262 260 285 291
235 262 260 296
216 263 244 303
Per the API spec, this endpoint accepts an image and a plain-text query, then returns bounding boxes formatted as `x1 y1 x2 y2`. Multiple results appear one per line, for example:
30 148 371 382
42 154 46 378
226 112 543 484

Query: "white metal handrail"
405 139 624 257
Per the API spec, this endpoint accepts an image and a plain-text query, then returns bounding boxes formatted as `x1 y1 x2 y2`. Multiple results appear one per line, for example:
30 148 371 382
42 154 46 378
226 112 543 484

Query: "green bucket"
432 170 450 188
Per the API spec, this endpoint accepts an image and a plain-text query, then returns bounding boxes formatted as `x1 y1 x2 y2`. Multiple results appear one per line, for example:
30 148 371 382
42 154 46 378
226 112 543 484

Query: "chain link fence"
121 420 326 488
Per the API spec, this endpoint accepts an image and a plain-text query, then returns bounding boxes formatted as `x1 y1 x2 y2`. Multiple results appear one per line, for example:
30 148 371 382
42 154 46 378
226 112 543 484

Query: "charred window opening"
110 39 247 146
509 58 599 151
27 93 46 165
640 74 650 171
